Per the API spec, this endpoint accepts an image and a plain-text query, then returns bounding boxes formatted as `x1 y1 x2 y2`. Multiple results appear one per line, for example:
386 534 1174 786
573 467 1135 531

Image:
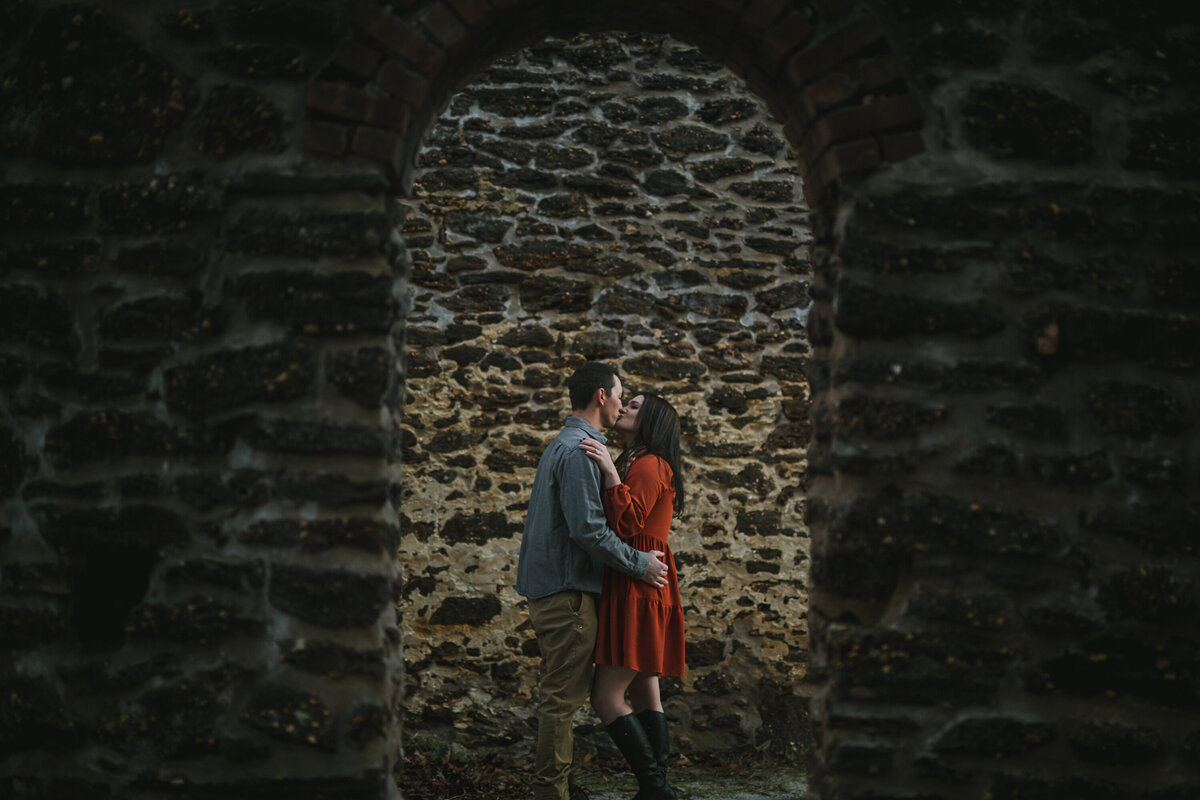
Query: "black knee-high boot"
635 710 671 779
604 714 677 800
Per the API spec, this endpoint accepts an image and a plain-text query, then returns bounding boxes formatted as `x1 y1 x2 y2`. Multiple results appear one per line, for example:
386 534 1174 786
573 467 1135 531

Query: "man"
517 361 670 800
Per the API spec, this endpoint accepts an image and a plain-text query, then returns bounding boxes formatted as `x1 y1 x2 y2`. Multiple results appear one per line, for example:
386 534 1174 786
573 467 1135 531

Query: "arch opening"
392 29 813 769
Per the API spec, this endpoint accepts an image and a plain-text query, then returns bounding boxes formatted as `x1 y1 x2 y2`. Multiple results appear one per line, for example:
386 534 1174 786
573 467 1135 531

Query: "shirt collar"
565 415 607 444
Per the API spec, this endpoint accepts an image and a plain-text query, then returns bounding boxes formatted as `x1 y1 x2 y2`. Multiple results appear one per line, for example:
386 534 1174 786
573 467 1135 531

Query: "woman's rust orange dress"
595 453 685 676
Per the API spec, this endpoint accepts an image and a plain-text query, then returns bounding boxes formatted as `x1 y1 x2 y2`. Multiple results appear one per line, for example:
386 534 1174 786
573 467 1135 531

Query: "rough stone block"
0 285 76 352
834 395 947 439
45 409 206 467
229 210 390 259
1084 381 1189 436
962 82 1093 162
825 492 1065 558
1026 305 1200 369
0 184 89 231
905 584 1011 630
1030 634 1198 710
241 684 335 750
986 404 1067 440
836 280 1005 337
327 346 391 409
197 85 285 157
519 276 592 312
227 0 341 45
206 42 309 79
277 473 390 508
829 630 1015 705
0 605 67 647
98 290 227 344
162 556 265 592
268 564 390 628
0 6 190 164
1098 567 1195 624
128 597 264 642
1068 718 1165 764
621 354 706 382
111 241 207 276
1127 109 1200 177
930 715 1055 757
99 172 220 233
234 270 393 333
165 341 315 415
279 641 387 679
38 504 187 551
428 595 502 626
0 676 81 756
653 124 729 154
439 511 520 545
239 518 399 554
239 418 385 456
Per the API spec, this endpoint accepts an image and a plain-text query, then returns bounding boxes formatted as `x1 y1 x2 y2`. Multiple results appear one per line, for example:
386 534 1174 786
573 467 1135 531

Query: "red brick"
817 138 881 184
447 0 491 26
860 54 907 90
762 10 815 70
727 41 757 80
785 15 886 87
741 0 790 36
802 173 827 207
420 1 467 49
378 60 431 107
351 126 404 166
804 94 923 157
369 97 411 129
809 0 852 22
349 0 444 74
882 131 925 162
804 72 857 117
330 39 383 80
307 82 373 121
304 121 349 156
783 120 804 156
704 0 748 31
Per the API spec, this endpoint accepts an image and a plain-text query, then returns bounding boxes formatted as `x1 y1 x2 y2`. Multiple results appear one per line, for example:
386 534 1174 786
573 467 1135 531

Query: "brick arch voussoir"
303 0 925 209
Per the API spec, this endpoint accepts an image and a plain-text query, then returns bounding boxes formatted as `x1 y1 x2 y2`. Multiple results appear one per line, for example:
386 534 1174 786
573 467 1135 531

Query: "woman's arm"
580 437 620 488
601 456 668 539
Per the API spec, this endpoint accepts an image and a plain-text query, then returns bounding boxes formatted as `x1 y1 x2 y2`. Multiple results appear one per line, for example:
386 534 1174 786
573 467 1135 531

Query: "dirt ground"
398 745 807 799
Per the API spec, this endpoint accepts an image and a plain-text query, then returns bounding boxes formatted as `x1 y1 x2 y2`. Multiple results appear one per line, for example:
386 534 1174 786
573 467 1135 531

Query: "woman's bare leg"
591 664 638 725
628 673 663 714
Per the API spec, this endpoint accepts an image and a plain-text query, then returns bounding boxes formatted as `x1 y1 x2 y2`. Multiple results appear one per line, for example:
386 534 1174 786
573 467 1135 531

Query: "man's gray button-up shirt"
516 416 650 600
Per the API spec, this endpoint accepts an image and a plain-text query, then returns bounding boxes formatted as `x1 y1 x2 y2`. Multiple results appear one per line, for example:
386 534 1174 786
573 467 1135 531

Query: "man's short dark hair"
566 362 618 410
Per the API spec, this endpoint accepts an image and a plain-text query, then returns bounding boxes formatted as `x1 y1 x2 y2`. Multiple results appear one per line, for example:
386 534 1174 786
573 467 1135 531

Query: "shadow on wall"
395 31 812 761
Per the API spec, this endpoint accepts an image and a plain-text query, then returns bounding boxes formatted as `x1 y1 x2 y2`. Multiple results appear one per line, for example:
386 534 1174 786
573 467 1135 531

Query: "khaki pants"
528 591 597 800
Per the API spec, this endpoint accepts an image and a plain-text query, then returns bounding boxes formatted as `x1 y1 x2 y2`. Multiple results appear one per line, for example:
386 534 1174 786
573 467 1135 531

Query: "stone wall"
2 1 1199 799
1 3 404 797
397 31 810 755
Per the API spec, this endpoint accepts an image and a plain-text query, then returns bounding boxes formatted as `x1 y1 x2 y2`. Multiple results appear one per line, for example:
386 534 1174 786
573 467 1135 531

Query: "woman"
580 392 685 800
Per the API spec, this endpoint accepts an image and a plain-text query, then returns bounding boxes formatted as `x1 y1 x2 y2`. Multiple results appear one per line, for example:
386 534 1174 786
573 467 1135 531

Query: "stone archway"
5 2 1198 799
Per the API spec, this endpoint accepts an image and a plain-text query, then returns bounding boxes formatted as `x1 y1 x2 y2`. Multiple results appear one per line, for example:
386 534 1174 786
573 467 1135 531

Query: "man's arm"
559 446 668 587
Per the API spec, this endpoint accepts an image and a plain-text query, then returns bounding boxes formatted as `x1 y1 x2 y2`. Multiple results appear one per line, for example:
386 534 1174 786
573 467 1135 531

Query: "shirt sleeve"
559 445 650 578
602 456 667 539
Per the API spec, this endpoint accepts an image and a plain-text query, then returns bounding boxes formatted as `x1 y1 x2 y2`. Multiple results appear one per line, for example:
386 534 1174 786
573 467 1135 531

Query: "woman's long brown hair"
615 392 685 513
